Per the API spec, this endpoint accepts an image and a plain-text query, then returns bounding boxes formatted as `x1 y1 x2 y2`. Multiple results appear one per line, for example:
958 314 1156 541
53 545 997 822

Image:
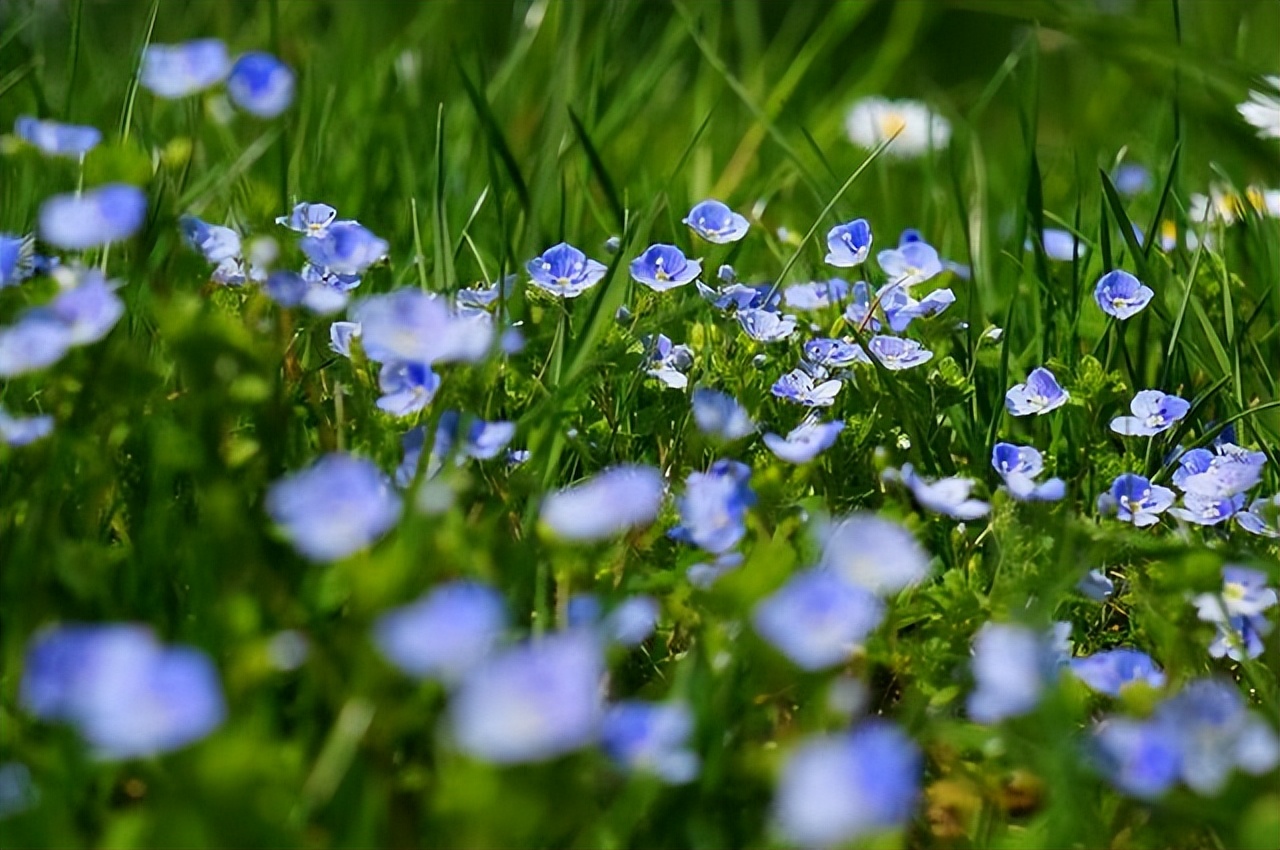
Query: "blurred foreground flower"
540 465 665 542
845 96 950 157
1237 76 1280 140
266 453 401 561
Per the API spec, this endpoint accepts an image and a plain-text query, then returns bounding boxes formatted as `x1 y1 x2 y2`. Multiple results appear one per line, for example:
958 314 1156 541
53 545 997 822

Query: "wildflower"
540 465 664 542
1236 494 1279 537
456 275 516 312
1097 473 1175 527
824 219 872 267
601 596 659 647
880 286 955 332
1004 367 1069 416
0 316 71 378
40 268 124 345
1070 649 1165 696
877 242 942 288
602 701 699 783
301 221 388 275
1155 678 1280 795
763 420 844 464
21 624 225 759
1078 569 1115 601
967 622 1068 723
696 281 778 312
13 116 101 157
226 52 295 118
817 513 930 595
1109 390 1189 437
991 442 1065 502
1032 228 1084 262
372 581 506 683
772 368 842 407
1093 270 1154 320
1238 76 1280 140
526 242 608 298
448 632 603 763
1174 443 1266 498
0 408 54 446
0 233 33 287
1193 566 1276 623
686 551 744 589
683 199 749 244
38 184 146 250
803 337 869 368
736 308 796 343
180 215 242 264
783 279 849 311
1091 718 1184 799
407 412 517 481
845 96 951 157
629 244 701 292
670 460 755 554
351 290 492 365
1169 492 1244 526
1114 163 1152 196
276 202 339 235
752 569 884 670
867 335 933 370
716 263 736 283
644 334 693 389
376 362 440 417
885 463 989 520
691 388 754 441
266 453 401 561
773 722 921 848
265 270 346 314
329 321 360 357
140 39 230 98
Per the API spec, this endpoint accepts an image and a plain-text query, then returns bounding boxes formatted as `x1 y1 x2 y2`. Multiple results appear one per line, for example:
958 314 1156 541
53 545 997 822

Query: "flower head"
845 96 950 157
1070 649 1165 696
1078 569 1115 601
877 242 942 288
817 513 930 595
885 463 990 520
772 369 842 407
1110 389 1190 437
1236 494 1280 538
629 244 701 292
266 454 401 561
140 39 231 98
0 233 34 287
1005 367 1069 416
527 242 608 298
14 116 102 157
0 316 71 378
38 184 147 250
644 334 693 389
736 308 797 343
376 361 440 417
783 279 849 311
824 219 872 267
42 268 124 345
968 622 1067 723
602 701 699 784
803 337 869 369
991 442 1065 502
373 581 507 683
1238 76 1280 140
1033 228 1084 262
540 465 665 542
691 388 754 441
180 215 242 264
1174 443 1266 498
1094 270 1154 320
1115 164 1152 196
670 460 755 554
1169 492 1244 526
880 286 955 332
0 408 54 447
301 221 388 275
683 199 749 244
226 52 295 118
753 569 884 670
276 202 339 235
867 335 933 370
351 290 492 365
763 420 844 464
1097 473 1175 527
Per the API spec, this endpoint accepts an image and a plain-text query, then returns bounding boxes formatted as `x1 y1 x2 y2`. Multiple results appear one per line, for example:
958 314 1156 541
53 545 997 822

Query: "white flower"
1238 76 1280 140
844 97 950 158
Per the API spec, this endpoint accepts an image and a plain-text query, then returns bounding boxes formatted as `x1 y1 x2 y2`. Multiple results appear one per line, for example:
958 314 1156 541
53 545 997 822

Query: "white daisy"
844 97 950 158
1238 76 1280 140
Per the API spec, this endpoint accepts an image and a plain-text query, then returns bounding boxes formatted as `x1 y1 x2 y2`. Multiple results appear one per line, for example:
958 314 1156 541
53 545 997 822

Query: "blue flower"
1078 568 1115 601
0 407 54 446
265 270 345 314
696 281 779 312
1004 366 1069 416
180 215 242 264
456 275 516 312
1174 443 1265 498
226 52 295 118
276 202 339 235
817 513 930 595
736 308 797 342
686 552 744 588
670 460 755 554
1207 614 1271 661
301 221 388 275
38 184 147 250
880 286 956 332
644 334 693 389
968 622 1067 723
140 39 230 98
773 722 920 848
266 453 401 561
351 290 493 365
824 219 872 267
772 369 842 407
376 362 440 417
752 569 884 670
783 279 849 311
1029 228 1084 262
877 241 942 288
763 419 844 464
373 581 506 683
683 199 749 244
867 335 933 370
717 263 736 283
14 116 102 157
1236 494 1279 537
21 624 225 760
527 242 608 298
0 233 33 287
885 463 990 520
603 596 660 647
602 701 699 783
41 268 124 345
1115 163 1152 196
540 465 665 542
1094 270 1154 320
448 632 604 763
0 316 71 378
803 337 869 368
330 321 361 357
1097 473 1175 527
1170 492 1244 526
1070 649 1166 696
691 388 754 441
1153 678 1280 795
629 244 701 292
991 442 1065 502
1109 390 1190 436
1092 718 1183 799
1193 566 1276 623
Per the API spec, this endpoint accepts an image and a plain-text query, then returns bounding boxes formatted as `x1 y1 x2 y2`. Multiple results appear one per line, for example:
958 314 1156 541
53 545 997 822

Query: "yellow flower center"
880 112 907 137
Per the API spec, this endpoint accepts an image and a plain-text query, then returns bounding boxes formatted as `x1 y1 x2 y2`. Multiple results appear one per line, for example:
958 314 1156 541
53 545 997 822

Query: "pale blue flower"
226 52 295 118
1154 678 1280 795
783 279 849 311
330 321 360 357
0 408 54 446
14 116 102 157
991 442 1065 502
376 362 440 416
885 464 990 520
629 244 701 292
1170 492 1244 526
803 337 869 368
877 241 942 288
1030 228 1084 262
1 233 33 287
456 276 516 312
1192 566 1277 623
716 263 736 283
1070 649 1165 696
771 369 842 407
1175 443 1266 498
604 596 659 647
373 581 506 683
686 551 744 588
602 701 699 783
276 202 338 235
817 513 930 595
1236 495 1280 537
351 290 493 365
867 335 933 370
683 199 749 244
644 334 693 389
1005 367 1069 416
1110 390 1190 436
1097 473 1175 527
0 316 71 378
265 270 348 314
968 622 1066 723
1094 270 1153 320
1207 614 1271 661
31 268 123 346
1092 718 1183 799
737 308 797 342
824 219 872 267
301 221 388 275
763 420 844 464
752 569 884 670
38 184 146 250
540 465 665 542
266 453 401 561
180 215 242 264
1115 164 1152 196
880 286 956 332
695 281 778 312
140 39 230 98
527 242 607 298
670 460 754 554
1078 569 1115 601
691 388 754 441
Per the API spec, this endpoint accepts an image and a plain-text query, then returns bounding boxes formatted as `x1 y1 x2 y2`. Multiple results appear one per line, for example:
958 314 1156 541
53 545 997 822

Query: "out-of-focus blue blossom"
696 281 779 312
140 39 230 98
44 267 124 345
772 369 842 407
1097 473 1175 527
1169 492 1244 526
226 52 295 118
818 513 930 595
0 316 71 378
603 596 660 647
376 362 440 417
1206 614 1271 662
752 569 884 670
566 594 602 631
1 233 34 287
351 290 493 365
456 276 516 313
527 242 607 298
1109 390 1190 436
763 419 844 464
14 116 102 157
670 460 755 554
1092 718 1183 799
330 321 360 358
1078 568 1115 601
1115 163 1152 196
266 453 401 562
1154 678 1280 795
276 202 338 235
398 413 518 485
686 551 744 589
21 624 225 760
0 762 36 819
736 308 797 342
1174 442 1266 498
1236 494 1280 537
540 465 665 542
772 722 920 849
301 221 388 275
1094 270 1154 320
783 279 849 311
885 464 990 520
180 215 242 264
824 219 872 267
265 270 345 314
803 337 869 368
880 286 956 332
38 184 146 250
448 632 604 763
644 334 693 389
629 244 701 292
1005 367 1069 416
683 199 749 244
867 335 933 370
1030 228 1084 262
877 241 942 288
602 701 699 783
691 388 754 441
968 622 1068 723
1070 649 1166 696
991 442 1065 502
0 407 54 447
372 581 506 683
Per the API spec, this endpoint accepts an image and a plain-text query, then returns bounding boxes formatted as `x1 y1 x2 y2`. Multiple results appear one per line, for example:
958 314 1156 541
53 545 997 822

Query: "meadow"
1 0 1279 847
